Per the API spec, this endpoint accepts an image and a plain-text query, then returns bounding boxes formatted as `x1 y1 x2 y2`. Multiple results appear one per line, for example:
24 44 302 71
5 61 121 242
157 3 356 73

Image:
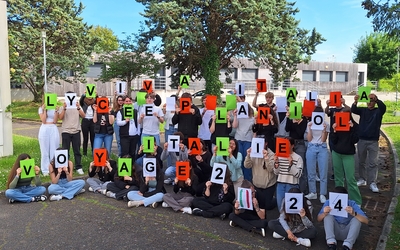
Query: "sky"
76 0 373 63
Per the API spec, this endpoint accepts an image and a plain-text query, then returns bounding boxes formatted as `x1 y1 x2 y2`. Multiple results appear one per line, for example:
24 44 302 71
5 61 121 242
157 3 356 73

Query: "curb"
376 129 400 250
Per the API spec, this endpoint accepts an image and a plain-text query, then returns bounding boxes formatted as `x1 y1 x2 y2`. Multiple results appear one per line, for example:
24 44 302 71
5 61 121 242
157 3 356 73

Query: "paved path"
3 120 395 250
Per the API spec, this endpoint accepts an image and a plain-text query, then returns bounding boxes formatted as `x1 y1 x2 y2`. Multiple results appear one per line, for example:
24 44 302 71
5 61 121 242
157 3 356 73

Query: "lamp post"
397 47 399 108
42 31 47 93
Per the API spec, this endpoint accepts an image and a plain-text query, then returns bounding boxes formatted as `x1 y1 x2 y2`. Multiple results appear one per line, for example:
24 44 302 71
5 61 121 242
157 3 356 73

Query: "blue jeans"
165 166 176 180
94 133 113 156
306 143 329 195
127 190 164 207
5 186 46 203
276 182 299 212
114 122 121 157
48 178 85 200
237 140 252 182
141 133 160 147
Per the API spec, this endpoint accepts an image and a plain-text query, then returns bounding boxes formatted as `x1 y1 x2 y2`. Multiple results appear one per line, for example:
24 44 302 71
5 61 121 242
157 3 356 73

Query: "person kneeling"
317 186 368 250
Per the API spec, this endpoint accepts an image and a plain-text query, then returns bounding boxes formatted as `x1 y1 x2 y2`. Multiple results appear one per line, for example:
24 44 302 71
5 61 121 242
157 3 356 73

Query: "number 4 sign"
284 193 303 214
329 192 348 218
210 163 226 185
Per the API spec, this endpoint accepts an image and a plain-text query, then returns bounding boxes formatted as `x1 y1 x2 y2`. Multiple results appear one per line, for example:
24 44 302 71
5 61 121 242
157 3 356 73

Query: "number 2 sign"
329 192 348 218
284 193 303 214
210 163 226 185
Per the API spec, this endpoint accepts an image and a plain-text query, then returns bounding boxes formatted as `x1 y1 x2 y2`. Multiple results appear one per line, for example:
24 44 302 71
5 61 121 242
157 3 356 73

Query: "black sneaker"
220 213 226 220
330 174 335 181
192 208 203 216
327 243 337 250
8 199 15 204
34 195 47 202
342 245 350 250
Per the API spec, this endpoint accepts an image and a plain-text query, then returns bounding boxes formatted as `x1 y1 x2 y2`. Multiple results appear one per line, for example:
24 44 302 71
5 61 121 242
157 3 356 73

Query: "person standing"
93 97 115 157
38 102 59 176
111 94 125 157
172 92 202 143
58 92 86 175
116 96 140 159
198 95 214 154
79 94 96 156
138 93 164 146
352 93 386 193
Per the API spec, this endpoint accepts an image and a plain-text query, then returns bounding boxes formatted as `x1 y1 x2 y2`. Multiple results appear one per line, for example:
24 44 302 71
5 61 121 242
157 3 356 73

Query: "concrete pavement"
4 111 398 249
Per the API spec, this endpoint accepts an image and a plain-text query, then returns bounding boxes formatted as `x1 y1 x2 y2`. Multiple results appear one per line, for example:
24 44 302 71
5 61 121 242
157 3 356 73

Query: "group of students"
8 86 386 249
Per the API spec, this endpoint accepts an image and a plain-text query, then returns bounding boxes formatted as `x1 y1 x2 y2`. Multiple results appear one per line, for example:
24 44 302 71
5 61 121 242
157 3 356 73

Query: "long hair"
6 153 31 189
223 138 239 161
50 148 72 176
117 155 139 182
283 187 313 222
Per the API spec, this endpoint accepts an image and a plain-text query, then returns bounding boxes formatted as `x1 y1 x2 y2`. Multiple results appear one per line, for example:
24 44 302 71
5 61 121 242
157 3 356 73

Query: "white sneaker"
100 189 107 195
370 182 379 193
357 179 367 186
88 187 94 192
297 237 311 247
42 172 49 177
272 232 284 239
77 169 84 175
50 194 62 201
106 191 116 198
162 202 170 208
78 188 85 194
305 192 317 200
181 207 192 214
229 220 236 227
320 195 327 204
127 200 141 208
261 228 266 237
315 176 320 182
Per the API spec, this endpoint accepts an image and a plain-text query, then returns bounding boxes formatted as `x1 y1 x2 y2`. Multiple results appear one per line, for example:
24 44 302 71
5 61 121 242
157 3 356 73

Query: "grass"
0 135 94 191
381 126 400 250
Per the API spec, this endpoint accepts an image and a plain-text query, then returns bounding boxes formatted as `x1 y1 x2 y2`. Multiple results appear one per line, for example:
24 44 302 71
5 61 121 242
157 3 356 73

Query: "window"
220 68 238 82
302 70 316 81
241 69 258 80
336 71 348 82
320 71 332 82
86 63 103 78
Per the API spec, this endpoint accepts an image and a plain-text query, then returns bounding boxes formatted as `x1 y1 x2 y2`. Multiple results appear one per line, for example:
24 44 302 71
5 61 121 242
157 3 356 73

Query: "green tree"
97 33 162 97
88 25 119 53
8 0 95 102
362 0 400 39
353 33 400 81
136 0 325 98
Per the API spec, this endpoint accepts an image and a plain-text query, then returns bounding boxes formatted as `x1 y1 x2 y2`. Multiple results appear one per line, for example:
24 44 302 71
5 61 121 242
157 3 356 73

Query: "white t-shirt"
307 121 330 144
198 108 214 140
139 104 164 135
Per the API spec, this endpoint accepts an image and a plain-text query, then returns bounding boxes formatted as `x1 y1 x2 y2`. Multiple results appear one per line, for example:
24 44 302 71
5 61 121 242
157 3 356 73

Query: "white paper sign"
237 187 253 210
235 82 245 96
250 138 264 158
116 81 127 95
284 193 303 214
166 97 176 111
276 97 287 113
65 93 77 109
143 158 157 177
143 104 154 116
329 192 348 218
311 112 325 131
55 149 68 168
210 163 227 185
236 102 248 119
167 135 180 152
306 91 318 105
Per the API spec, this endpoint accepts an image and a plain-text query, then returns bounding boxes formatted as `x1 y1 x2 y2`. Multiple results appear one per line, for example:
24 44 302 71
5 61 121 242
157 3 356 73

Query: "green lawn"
381 126 400 249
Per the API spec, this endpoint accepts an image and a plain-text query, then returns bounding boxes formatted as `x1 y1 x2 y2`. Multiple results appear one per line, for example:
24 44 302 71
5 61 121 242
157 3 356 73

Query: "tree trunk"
201 43 223 104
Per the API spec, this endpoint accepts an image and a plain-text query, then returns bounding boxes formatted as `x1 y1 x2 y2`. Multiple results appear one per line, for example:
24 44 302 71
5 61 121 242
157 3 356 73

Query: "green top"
9 175 42 189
